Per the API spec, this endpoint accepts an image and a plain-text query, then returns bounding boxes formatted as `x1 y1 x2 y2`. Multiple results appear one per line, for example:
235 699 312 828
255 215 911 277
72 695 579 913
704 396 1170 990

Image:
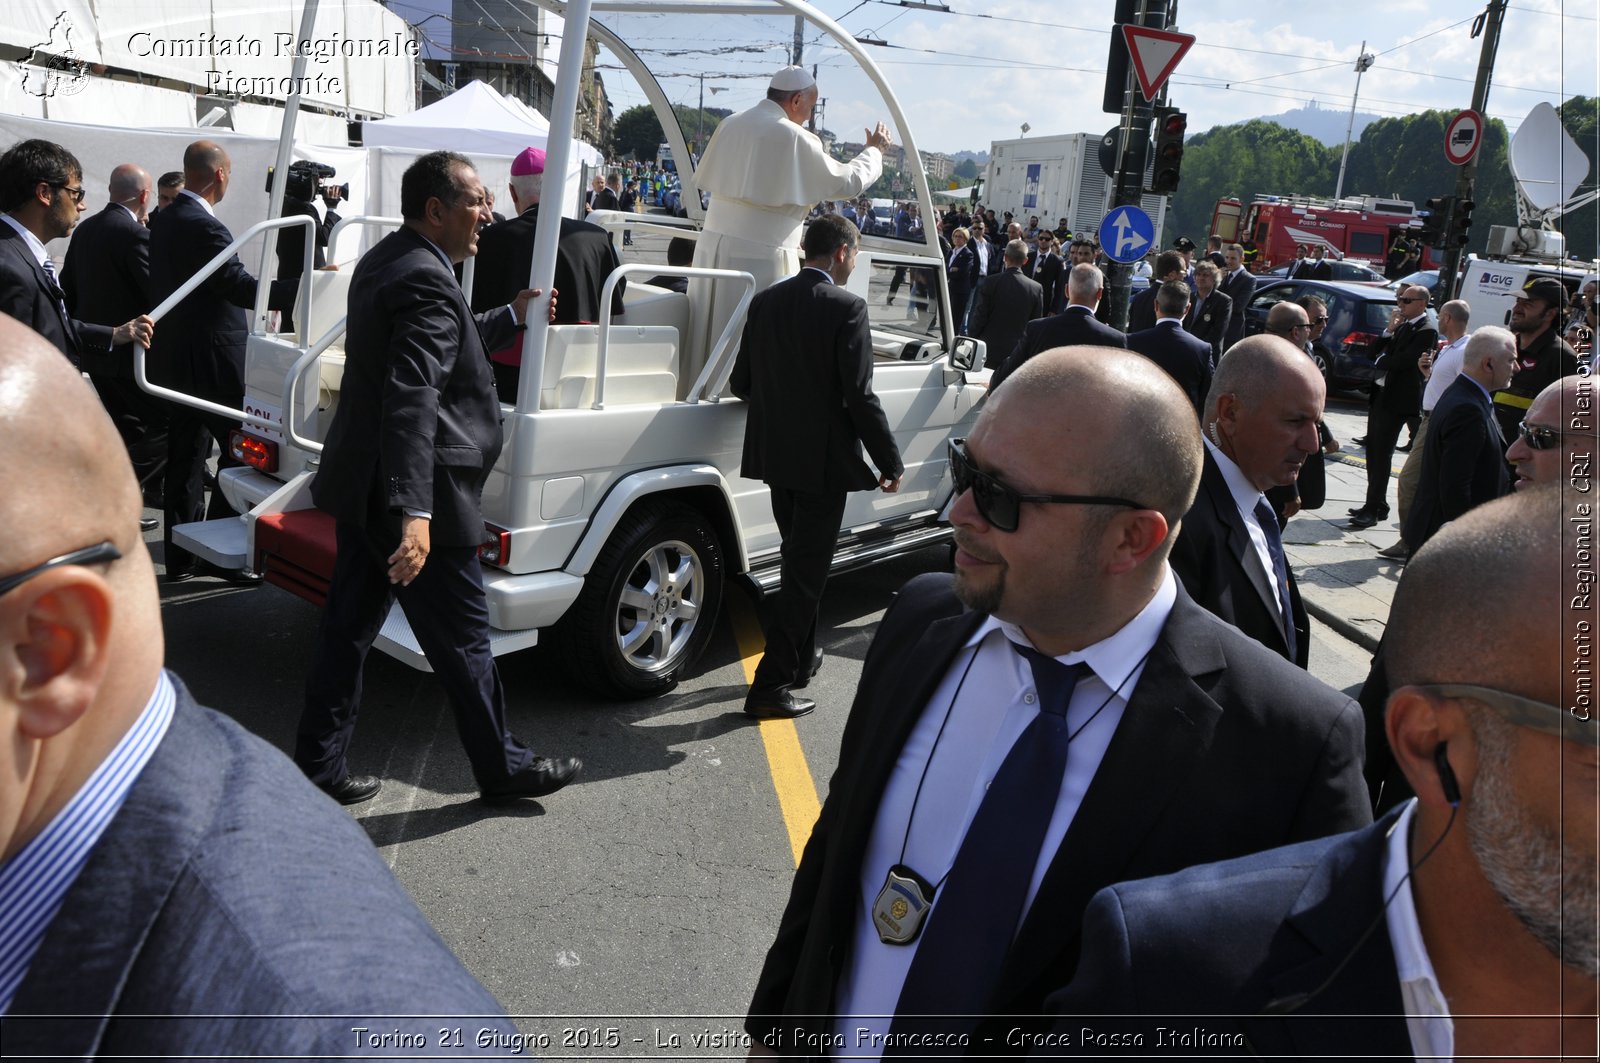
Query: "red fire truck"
1211 194 1442 273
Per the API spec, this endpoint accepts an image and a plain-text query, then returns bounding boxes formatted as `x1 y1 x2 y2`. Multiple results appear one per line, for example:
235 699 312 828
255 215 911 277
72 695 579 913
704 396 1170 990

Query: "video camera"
266 159 349 205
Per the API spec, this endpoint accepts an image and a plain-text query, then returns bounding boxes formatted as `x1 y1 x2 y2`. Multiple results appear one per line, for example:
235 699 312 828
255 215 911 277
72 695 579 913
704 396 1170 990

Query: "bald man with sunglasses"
745 346 1367 1058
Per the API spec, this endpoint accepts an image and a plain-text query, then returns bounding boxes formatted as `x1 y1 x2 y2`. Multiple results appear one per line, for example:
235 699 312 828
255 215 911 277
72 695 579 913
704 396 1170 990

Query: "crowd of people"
0 57 1594 1058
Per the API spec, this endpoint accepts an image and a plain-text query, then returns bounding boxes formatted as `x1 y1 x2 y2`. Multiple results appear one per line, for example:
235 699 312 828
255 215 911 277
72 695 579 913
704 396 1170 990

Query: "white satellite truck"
142 0 988 698
1457 101 1600 328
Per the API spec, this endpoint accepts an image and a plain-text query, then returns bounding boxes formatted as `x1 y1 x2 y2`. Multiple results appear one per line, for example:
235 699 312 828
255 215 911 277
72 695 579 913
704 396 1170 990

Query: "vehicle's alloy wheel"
558 500 724 698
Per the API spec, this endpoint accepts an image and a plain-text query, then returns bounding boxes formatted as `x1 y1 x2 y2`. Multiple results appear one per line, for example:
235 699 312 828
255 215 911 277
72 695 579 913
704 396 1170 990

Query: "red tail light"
478 525 512 567
229 430 279 472
1342 331 1380 349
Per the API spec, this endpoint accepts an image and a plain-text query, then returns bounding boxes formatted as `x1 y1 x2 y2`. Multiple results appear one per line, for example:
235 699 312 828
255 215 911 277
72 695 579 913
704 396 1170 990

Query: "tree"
612 104 662 162
1162 120 1335 245
953 158 980 180
1555 95 1598 262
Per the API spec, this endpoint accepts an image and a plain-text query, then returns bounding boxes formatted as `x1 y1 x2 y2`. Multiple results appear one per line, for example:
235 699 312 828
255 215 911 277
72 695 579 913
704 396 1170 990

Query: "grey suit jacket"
745 573 1369 1057
969 267 1044 371
4 677 514 1058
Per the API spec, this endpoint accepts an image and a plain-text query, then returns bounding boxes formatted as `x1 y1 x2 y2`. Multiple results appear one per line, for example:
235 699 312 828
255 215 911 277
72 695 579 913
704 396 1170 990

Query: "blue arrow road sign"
1098 205 1155 264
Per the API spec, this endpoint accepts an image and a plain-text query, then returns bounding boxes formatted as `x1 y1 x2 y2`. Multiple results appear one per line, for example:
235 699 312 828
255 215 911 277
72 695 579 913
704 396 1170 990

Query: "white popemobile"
146 0 988 698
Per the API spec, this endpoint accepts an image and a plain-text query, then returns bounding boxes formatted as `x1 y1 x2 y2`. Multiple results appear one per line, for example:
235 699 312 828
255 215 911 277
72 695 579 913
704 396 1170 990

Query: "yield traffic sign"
1121 25 1195 101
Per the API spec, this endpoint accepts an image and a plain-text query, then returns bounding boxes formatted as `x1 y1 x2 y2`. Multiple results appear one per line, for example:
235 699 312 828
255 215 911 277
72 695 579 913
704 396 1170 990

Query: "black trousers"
1362 404 1410 512
750 486 848 696
89 373 168 501
162 403 243 574
296 520 534 790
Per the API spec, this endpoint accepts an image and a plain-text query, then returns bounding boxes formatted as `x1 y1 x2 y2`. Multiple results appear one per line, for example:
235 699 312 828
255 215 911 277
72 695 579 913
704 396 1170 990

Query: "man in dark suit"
1127 250 1185 333
0 313 518 1053
990 262 1126 389
0 140 153 367
470 145 625 400
1125 280 1213 419
730 214 902 720
1305 244 1334 280
296 150 581 806
1171 336 1324 668
970 239 1044 372
1349 285 1437 528
148 140 294 582
1025 230 1064 314
60 163 168 509
592 174 620 213
1048 487 1595 1061
1219 242 1255 350
744 348 1369 1056
1402 326 1514 549
1262 299 1337 524
1184 259 1231 364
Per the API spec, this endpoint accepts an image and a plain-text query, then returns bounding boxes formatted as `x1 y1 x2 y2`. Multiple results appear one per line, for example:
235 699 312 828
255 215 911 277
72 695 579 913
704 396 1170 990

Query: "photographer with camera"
271 160 347 333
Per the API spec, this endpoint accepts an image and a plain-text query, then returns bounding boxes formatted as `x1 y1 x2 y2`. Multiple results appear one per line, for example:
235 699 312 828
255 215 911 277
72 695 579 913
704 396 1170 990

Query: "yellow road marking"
728 593 821 867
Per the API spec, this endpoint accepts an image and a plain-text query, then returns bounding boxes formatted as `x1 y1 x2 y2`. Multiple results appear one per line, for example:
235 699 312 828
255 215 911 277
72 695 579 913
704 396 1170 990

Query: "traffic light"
1149 107 1187 194
1419 195 1452 246
1450 198 1475 248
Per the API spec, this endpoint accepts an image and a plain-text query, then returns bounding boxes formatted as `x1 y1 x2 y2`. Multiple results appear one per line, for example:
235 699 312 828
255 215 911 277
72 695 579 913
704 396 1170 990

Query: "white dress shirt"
1203 436 1282 618
832 569 1178 1054
1383 800 1454 1061
1422 333 1470 413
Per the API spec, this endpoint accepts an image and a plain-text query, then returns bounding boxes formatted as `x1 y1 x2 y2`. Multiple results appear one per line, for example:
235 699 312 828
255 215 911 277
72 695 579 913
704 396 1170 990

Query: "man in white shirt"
688 66 890 388
1384 299 1472 560
745 346 1369 1057
1046 485 1597 1062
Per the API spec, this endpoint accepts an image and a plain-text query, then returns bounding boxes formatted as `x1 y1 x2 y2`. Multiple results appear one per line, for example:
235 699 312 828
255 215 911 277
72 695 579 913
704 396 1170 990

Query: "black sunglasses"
52 183 86 205
948 438 1145 533
0 541 121 599
1517 421 1564 451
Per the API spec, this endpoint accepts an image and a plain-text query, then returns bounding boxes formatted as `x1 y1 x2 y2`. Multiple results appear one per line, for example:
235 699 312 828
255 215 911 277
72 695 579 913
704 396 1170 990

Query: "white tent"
363 80 602 215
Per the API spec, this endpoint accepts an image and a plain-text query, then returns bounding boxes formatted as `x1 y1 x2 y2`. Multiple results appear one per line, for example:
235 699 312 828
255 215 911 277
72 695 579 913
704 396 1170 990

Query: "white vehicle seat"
540 324 679 409
296 269 353 356
617 280 694 393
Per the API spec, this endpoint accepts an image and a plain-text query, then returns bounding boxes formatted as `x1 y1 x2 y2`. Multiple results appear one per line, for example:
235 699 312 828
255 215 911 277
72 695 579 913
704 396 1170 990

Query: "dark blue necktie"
1253 497 1298 663
887 647 1086 1047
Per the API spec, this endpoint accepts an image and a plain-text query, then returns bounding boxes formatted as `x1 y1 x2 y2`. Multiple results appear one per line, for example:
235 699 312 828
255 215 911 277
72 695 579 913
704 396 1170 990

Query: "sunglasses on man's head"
947 438 1145 533
1517 421 1564 451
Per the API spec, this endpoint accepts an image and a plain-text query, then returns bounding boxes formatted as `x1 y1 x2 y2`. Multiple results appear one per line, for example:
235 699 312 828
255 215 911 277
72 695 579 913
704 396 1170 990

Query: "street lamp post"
1334 44 1376 202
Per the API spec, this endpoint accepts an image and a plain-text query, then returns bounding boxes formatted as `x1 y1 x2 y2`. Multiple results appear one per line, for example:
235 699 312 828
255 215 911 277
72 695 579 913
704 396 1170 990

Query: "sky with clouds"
578 0 1595 157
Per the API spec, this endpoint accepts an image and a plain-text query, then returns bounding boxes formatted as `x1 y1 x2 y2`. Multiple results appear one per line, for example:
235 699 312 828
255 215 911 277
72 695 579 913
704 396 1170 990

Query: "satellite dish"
1510 102 1591 213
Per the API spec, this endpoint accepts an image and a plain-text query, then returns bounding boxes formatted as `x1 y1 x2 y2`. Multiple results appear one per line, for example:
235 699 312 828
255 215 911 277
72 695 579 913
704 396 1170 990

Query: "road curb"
1302 595 1381 654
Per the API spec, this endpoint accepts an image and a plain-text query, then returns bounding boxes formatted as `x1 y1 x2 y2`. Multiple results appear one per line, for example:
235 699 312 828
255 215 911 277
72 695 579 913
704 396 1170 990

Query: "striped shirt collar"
0 670 176 1014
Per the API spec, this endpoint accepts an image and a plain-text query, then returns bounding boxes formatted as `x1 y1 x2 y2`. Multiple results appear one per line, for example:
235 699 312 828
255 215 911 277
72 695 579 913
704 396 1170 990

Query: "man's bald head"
1388 486 1565 703
1265 300 1310 338
992 346 1203 527
1205 334 1319 416
182 141 230 204
107 164 150 204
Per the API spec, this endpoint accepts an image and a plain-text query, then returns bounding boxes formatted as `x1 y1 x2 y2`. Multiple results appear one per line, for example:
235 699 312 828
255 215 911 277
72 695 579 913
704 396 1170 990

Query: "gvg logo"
18 12 91 99
1477 271 1518 289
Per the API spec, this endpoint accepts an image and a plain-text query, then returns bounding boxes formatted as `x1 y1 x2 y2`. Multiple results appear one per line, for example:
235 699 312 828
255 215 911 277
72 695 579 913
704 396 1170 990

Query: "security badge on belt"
873 864 936 945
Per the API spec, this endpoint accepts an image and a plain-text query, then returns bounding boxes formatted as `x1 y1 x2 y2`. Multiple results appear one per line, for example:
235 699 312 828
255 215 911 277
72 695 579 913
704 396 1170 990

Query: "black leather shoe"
1347 510 1383 529
162 568 196 584
792 650 825 689
1351 436 1367 446
1396 440 1413 453
481 756 584 802
139 517 159 533
744 691 816 720
1377 541 1411 560
322 774 382 805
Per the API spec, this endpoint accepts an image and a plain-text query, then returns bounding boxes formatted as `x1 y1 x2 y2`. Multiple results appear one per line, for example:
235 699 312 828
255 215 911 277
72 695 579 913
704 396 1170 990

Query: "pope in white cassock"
685 65 892 392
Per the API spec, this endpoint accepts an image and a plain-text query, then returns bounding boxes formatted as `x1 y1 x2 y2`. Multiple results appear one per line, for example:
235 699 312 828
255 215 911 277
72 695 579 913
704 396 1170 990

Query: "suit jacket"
1184 289 1232 364
947 243 979 315
1369 317 1438 417
1220 267 1255 349
1170 449 1311 668
744 574 1369 1055
1044 811 1412 1060
592 187 620 212
3 678 513 1057
1402 375 1508 549
313 225 516 547
1126 284 1160 333
1307 259 1333 281
59 203 151 379
730 268 901 494
147 192 290 401
471 204 624 344
1025 250 1064 313
991 305 1126 390
0 220 114 365
969 267 1043 371
1126 319 1213 419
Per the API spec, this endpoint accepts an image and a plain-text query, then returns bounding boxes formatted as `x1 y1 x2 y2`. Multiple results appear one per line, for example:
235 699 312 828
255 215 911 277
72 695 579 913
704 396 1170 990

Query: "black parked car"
1242 280 1400 391
1264 260 1388 283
